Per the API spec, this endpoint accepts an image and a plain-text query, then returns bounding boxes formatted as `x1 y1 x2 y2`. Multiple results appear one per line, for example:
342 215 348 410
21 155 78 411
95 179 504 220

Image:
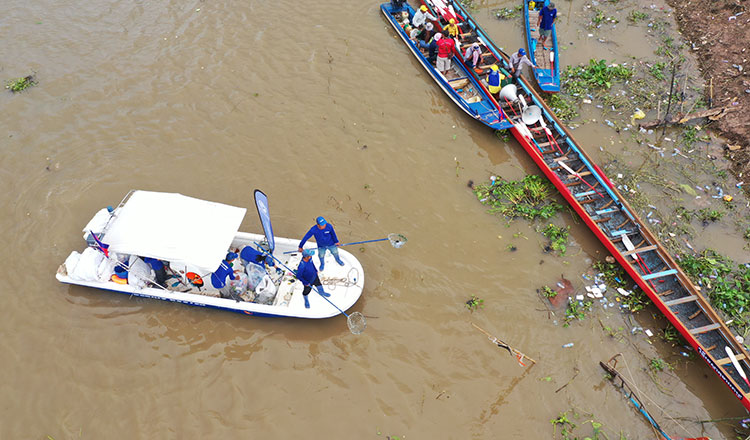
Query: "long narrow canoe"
524 0 560 92
417 0 750 412
381 1 511 130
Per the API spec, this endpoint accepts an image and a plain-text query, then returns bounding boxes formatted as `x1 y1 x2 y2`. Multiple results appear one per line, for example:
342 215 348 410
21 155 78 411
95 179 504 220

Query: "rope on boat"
320 267 360 290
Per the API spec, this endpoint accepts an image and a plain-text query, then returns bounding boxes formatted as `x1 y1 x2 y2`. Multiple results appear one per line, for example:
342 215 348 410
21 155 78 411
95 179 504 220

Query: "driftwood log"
639 106 734 129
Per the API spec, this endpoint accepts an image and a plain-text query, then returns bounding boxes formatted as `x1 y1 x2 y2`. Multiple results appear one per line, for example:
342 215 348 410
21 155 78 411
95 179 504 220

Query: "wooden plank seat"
717 353 746 366
622 244 658 257
663 295 697 307
689 323 721 335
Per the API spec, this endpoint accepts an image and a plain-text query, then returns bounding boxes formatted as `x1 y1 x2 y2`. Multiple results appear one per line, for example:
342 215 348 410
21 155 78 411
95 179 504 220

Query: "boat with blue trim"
524 0 561 92
56 190 364 319
393 0 750 412
381 0 512 130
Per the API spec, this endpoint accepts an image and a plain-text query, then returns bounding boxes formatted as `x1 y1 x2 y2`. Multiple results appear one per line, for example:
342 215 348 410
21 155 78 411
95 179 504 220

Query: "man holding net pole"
296 249 330 309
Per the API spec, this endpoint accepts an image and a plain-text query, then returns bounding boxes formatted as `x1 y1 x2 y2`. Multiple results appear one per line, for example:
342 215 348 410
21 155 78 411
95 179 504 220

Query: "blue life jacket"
488 70 500 87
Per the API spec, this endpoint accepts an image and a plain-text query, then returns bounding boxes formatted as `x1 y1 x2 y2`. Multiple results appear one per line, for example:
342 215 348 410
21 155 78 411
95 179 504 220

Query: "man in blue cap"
297 216 344 271
239 245 275 268
296 248 330 309
211 252 237 297
509 48 536 80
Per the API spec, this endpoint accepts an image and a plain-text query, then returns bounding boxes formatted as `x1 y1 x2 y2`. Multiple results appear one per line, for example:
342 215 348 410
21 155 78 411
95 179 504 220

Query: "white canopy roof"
102 191 247 272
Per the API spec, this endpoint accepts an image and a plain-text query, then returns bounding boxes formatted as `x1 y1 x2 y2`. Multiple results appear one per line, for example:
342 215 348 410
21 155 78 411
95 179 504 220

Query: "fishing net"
347 312 367 335
387 233 408 249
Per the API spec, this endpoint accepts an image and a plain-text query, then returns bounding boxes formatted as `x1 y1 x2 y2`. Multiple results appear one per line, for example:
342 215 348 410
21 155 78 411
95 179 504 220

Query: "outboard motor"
390 0 406 11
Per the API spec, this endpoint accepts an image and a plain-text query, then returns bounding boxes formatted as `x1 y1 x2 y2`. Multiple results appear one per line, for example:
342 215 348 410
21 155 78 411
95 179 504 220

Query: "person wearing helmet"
298 216 344 271
412 4 437 28
536 2 557 48
296 249 330 309
444 17 460 41
428 32 442 65
486 64 505 99
509 48 536 80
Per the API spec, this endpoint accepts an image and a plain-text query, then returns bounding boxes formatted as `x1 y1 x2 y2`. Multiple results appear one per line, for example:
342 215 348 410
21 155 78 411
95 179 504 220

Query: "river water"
1 0 745 438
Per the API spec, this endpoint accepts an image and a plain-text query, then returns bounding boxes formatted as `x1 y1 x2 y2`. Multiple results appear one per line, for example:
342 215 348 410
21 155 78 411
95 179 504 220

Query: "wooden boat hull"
524 0 560 93
413 0 750 411
381 2 511 130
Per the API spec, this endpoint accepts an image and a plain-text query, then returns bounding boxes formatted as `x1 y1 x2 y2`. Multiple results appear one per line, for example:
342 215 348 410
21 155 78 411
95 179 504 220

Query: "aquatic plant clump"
678 250 750 333
5 75 36 92
541 223 569 255
474 175 563 220
593 260 649 312
562 59 634 93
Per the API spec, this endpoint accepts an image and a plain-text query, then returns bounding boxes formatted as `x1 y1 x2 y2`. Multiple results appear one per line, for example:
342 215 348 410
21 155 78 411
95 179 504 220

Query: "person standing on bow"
509 48 536 80
298 216 343 271
296 249 330 309
412 4 437 28
536 2 557 49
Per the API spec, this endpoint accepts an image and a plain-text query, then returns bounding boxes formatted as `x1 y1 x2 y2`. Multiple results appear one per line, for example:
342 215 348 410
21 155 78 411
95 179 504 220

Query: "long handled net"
387 233 408 248
347 312 367 334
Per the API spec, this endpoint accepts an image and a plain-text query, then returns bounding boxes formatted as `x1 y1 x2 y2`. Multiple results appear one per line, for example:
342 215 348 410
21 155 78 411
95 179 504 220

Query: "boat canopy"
101 191 247 272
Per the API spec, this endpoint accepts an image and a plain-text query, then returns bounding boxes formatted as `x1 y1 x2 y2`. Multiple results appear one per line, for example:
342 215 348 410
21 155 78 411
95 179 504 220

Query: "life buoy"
111 274 128 284
186 272 204 287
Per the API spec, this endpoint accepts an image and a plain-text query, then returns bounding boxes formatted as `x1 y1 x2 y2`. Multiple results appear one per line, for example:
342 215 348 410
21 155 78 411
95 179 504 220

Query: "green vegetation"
590 8 618 27
678 250 750 335
681 126 700 147
648 62 667 80
628 10 649 23
551 411 619 440
474 175 563 220
564 298 593 326
744 227 750 241
541 223 570 255
5 75 36 92
544 93 579 121
562 59 634 94
466 295 484 312
648 358 670 372
696 208 724 224
542 285 558 298
494 5 522 20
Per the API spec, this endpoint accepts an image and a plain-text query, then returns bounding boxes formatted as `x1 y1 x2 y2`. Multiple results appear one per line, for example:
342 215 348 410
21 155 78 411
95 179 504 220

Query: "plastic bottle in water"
562 343 574 348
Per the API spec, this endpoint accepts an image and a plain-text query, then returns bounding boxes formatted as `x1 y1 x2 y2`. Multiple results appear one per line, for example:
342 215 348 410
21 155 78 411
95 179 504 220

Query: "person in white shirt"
412 5 437 28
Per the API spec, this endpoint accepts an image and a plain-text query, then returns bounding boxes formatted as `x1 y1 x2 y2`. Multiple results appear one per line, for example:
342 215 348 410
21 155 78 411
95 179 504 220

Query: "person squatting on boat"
298 216 343 271
411 4 437 28
296 249 329 309
536 2 557 48
463 42 482 72
211 252 237 298
509 48 536 80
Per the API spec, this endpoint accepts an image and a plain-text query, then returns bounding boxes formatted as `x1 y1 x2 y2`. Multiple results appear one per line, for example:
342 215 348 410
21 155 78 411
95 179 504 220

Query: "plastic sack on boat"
97 257 118 282
227 271 248 295
128 256 154 289
246 263 266 291
70 247 105 281
254 275 277 305
64 251 81 276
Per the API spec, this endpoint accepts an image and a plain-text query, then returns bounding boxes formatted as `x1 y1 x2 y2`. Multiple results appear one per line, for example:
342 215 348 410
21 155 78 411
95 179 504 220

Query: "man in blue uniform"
240 245 275 268
297 216 344 271
536 2 557 48
211 252 237 296
296 249 330 309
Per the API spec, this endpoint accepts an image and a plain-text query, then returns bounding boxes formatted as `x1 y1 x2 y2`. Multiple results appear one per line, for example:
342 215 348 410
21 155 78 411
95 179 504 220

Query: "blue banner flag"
253 190 275 252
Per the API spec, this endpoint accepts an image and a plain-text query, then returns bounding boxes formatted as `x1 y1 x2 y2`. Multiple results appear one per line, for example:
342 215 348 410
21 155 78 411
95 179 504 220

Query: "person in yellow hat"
444 17 461 42
412 4 437 28
487 64 505 99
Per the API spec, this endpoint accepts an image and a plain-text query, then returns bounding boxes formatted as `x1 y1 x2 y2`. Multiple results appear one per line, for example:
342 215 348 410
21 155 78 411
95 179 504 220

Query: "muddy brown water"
1 0 746 438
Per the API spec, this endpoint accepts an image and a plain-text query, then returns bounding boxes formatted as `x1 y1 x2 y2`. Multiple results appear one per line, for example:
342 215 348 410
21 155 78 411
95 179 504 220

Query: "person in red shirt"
436 36 455 75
